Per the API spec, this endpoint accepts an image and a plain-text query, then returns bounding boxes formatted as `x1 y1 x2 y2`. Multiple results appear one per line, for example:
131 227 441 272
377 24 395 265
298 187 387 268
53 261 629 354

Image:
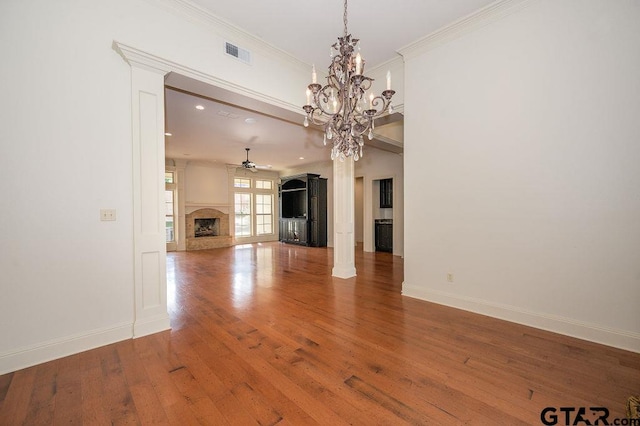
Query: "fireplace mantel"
185 202 230 208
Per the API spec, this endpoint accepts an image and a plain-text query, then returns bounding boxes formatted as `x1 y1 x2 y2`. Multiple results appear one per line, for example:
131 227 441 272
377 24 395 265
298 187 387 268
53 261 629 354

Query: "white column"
332 157 357 278
130 65 171 337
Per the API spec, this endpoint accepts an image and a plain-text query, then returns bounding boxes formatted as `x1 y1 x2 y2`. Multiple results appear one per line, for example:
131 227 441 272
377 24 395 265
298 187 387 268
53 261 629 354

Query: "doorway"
373 178 393 253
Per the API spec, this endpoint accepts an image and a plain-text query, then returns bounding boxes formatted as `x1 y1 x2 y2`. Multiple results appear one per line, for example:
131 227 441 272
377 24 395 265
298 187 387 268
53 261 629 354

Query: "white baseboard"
402 283 640 353
0 322 133 375
133 314 171 338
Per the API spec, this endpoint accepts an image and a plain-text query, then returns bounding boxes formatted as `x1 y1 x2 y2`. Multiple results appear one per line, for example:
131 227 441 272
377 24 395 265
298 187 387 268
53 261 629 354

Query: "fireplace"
186 208 232 250
194 218 219 238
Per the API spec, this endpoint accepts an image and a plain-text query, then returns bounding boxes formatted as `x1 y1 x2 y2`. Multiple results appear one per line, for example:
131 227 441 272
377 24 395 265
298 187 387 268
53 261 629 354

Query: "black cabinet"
375 219 393 252
380 178 393 208
279 218 307 244
279 174 327 247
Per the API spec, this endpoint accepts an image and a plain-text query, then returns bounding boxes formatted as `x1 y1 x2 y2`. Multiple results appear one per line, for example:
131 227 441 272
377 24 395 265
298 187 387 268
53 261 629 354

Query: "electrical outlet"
100 209 116 221
447 273 454 283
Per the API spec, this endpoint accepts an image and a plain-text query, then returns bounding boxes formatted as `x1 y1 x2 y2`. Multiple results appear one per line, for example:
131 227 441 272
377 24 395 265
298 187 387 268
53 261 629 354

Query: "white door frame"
115 42 283 336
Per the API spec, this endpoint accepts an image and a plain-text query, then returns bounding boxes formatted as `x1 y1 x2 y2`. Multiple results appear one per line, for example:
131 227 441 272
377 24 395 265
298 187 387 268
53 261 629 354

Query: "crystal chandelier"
302 0 395 161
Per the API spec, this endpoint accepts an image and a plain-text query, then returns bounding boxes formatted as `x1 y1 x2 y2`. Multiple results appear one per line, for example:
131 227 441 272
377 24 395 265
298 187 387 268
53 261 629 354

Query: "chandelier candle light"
302 0 395 161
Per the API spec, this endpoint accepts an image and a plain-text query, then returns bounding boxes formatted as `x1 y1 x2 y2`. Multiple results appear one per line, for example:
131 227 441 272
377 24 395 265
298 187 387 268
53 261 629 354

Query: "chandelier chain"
343 0 348 37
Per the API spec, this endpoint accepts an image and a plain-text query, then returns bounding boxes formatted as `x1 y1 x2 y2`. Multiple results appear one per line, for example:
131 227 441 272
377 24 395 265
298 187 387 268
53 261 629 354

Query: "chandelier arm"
307 109 327 126
350 116 373 138
328 73 343 92
312 85 342 117
356 77 373 92
367 95 394 118
330 54 343 72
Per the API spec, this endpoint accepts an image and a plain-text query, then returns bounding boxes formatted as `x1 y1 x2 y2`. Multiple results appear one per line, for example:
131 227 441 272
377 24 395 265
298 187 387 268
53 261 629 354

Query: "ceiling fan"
240 147 259 172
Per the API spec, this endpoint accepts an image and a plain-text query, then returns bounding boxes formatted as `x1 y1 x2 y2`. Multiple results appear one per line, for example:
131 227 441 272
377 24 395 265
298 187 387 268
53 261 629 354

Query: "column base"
332 265 357 279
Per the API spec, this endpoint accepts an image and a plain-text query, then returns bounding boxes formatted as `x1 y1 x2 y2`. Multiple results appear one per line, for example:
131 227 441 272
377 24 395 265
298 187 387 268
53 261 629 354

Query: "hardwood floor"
1 242 638 425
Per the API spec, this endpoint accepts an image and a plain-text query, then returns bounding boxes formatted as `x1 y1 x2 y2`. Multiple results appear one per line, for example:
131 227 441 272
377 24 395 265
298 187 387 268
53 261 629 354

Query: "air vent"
225 42 251 65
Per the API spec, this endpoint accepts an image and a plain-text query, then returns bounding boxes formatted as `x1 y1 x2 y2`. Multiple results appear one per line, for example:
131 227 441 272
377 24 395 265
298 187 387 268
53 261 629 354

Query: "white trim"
390 103 404 115
397 0 534 60
368 55 404 75
402 283 640 353
133 314 171 339
332 266 358 279
0 322 132 375
185 202 231 208
112 41 303 116
129 65 172 340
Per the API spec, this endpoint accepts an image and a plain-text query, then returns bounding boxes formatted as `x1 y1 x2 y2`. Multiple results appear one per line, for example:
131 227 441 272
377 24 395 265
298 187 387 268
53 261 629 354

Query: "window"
255 179 273 190
234 178 251 188
165 190 175 242
165 171 176 243
233 176 276 239
234 193 252 237
255 194 273 235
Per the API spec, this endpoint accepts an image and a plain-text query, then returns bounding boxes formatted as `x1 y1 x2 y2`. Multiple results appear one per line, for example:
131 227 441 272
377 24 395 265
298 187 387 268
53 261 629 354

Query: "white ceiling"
165 0 496 170
165 87 325 170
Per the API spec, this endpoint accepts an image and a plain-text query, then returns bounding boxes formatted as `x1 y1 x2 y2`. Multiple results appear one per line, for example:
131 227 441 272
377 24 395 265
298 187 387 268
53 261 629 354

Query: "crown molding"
145 0 311 72
398 0 535 61
368 55 404 75
113 41 302 116
112 41 173 74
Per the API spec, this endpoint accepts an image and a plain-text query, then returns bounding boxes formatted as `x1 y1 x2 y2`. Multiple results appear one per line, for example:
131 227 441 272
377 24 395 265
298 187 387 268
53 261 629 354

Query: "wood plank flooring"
1 242 638 425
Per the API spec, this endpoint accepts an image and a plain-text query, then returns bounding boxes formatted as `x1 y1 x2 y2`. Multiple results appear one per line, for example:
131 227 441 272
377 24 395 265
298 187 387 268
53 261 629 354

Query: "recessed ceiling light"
164 132 172 136
195 105 205 110
299 157 304 160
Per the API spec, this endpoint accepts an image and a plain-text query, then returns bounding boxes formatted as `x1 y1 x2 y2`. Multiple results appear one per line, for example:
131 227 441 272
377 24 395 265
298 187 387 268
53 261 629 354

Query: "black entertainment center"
279 174 327 247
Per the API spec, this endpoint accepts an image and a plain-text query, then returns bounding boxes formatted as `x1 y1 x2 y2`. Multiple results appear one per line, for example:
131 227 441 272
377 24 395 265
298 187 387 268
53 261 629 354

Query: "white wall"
402 0 640 351
184 161 229 211
0 0 312 373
